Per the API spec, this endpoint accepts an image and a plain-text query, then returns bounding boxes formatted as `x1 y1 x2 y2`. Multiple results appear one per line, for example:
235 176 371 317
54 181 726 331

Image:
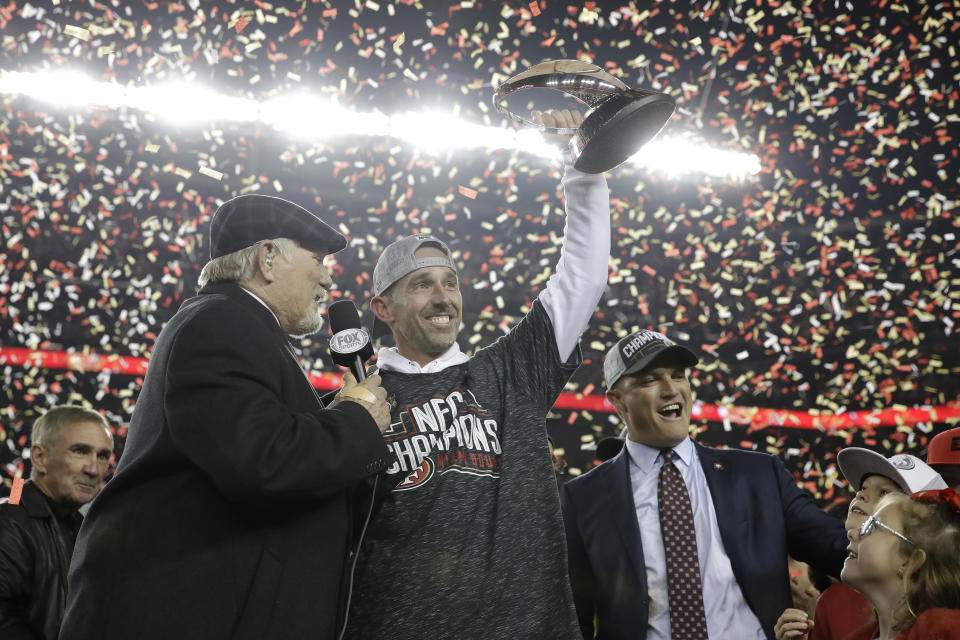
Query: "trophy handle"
494 59 631 133
506 59 629 90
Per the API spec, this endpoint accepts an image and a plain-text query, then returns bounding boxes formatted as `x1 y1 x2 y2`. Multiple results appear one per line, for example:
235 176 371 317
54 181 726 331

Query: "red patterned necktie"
658 449 709 640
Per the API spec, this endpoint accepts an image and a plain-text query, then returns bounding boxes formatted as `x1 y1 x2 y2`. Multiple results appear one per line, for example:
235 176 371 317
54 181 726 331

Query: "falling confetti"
63 25 90 41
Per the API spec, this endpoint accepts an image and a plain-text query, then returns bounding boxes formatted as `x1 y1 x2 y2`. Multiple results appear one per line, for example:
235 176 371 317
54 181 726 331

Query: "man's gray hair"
31 405 109 451
198 237 297 287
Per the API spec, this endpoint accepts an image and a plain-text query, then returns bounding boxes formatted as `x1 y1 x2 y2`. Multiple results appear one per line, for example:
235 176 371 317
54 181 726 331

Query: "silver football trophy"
494 60 676 173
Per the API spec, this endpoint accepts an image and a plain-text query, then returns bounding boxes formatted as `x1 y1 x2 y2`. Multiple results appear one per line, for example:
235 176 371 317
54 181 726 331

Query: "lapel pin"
713 462 724 471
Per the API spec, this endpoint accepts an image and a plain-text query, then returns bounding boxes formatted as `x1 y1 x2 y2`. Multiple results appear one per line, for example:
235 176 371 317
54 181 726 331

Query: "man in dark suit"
61 195 392 640
560 329 847 640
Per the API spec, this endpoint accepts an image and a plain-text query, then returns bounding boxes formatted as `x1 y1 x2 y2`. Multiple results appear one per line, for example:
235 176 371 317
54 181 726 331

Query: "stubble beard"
289 304 324 338
419 307 459 355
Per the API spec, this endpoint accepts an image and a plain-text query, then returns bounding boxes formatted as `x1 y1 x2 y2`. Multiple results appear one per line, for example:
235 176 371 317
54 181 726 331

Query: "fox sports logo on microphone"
330 328 370 355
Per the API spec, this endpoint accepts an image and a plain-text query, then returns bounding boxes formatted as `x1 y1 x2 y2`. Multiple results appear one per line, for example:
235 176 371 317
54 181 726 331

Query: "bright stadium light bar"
0 69 760 178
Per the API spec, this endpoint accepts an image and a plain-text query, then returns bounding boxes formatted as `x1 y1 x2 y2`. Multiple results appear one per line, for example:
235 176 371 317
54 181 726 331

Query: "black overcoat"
60 281 389 640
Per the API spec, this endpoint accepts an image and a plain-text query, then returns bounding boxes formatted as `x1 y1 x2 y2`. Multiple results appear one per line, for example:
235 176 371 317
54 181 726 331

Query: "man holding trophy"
343 61 675 638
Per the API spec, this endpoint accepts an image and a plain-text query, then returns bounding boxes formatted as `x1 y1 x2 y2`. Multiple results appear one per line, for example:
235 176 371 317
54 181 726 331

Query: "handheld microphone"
328 300 374 381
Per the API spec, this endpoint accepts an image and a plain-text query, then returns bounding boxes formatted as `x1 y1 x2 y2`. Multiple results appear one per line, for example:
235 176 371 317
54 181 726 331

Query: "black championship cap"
209 194 347 259
603 329 699 389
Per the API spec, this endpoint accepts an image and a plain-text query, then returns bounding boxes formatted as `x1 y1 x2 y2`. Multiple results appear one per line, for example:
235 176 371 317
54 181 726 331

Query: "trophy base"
573 89 676 174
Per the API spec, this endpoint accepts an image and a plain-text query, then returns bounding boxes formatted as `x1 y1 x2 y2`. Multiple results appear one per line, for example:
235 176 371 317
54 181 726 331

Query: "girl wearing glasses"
775 449 947 639
838 489 960 639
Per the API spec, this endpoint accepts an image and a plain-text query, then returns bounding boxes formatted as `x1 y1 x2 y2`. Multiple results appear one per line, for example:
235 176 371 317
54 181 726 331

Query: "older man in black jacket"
0 405 113 640
60 195 392 640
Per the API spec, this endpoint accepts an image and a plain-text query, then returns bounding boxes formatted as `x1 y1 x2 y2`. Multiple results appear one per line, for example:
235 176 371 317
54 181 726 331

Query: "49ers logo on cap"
329 328 370 354
890 454 916 470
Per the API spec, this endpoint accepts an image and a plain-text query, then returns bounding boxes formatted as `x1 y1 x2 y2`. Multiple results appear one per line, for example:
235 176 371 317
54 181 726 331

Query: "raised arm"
534 110 611 361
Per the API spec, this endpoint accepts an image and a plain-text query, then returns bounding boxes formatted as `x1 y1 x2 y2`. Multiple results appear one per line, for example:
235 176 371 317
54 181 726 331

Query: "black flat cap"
209 194 347 259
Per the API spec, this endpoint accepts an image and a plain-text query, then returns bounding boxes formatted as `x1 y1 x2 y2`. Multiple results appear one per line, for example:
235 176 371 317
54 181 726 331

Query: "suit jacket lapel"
697 444 746 584
605 450 647 587
284 339 325 407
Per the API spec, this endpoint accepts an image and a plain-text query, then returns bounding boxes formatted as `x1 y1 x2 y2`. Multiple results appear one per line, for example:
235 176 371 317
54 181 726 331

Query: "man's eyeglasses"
859 515 917 547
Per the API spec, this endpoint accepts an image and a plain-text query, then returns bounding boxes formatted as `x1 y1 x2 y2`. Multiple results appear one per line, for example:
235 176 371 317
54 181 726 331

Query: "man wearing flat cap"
61 194 392 640
560 329 847 640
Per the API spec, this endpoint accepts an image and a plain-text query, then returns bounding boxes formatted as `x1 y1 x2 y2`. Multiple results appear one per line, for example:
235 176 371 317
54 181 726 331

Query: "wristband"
339 386 378 405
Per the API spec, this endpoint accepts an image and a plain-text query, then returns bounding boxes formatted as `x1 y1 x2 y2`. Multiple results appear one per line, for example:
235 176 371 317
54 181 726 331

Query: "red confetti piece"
458 185 478 199
9 477 23 505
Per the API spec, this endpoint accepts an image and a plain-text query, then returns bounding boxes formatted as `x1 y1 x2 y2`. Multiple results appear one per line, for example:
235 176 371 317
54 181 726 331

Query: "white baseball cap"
837 447 947 494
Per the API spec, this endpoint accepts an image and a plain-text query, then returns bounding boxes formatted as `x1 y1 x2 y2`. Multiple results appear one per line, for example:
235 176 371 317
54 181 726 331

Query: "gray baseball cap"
603 329 699 389
372 234 457 297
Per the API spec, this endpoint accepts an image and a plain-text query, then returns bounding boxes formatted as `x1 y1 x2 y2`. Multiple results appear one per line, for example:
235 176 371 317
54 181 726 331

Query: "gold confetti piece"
144 144 160 153
198 166 223 180
64 25 91 41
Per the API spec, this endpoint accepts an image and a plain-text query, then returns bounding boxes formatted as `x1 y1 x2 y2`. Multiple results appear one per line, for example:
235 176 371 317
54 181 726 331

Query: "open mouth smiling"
658 403 683 419
426 314 453 326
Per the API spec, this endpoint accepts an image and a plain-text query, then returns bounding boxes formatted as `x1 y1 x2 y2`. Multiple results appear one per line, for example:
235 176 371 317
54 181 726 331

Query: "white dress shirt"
624 437 766 640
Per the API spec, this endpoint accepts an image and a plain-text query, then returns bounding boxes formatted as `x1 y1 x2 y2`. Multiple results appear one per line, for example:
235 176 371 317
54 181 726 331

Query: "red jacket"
844 608 960 640
811 582 873 640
